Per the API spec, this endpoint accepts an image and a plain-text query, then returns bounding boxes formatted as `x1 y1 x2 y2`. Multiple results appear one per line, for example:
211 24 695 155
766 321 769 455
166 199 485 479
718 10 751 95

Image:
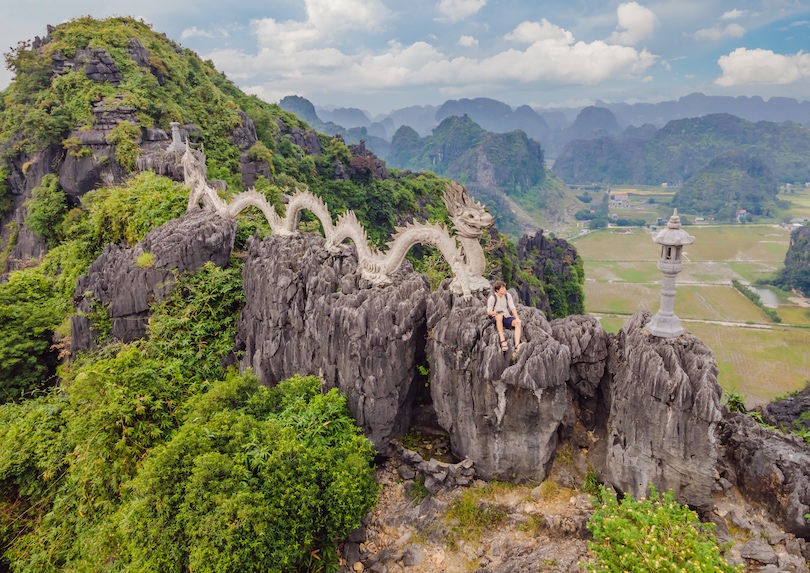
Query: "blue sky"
2 0 809 115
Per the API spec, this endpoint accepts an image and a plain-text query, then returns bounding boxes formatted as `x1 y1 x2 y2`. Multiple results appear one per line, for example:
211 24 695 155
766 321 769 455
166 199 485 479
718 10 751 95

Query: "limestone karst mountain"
0 15 808 573
553 113 810 191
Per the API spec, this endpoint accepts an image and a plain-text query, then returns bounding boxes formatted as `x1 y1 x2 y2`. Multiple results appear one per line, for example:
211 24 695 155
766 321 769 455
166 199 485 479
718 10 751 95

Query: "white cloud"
251 0 392 55
181 26 215 40
716 48 810 86
694 23 746 41
205 9 657 102
504 20 573 45
436 0 486 22
721 9 747 20
180 24 239 40
607 2 659 46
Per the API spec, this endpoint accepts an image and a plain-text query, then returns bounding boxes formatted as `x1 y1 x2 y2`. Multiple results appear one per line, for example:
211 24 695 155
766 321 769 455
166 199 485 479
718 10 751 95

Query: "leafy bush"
78 171 188 251
106 120 141 172
0 268 67 402
586 485 741 572
724 389 747 413
146 262 245 386
24 174 68 246
120 374 377 573
0 164 12 215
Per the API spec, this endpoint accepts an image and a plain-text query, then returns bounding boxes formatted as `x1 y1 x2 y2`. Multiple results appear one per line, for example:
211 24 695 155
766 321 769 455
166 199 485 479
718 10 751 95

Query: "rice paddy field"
571 224 810 406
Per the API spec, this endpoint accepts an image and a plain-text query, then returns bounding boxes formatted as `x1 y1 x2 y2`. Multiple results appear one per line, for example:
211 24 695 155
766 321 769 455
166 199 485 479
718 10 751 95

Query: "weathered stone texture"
604 311 724 510
236 233 428 452
426 285 571 481
71 209 236 350
718 413 810 538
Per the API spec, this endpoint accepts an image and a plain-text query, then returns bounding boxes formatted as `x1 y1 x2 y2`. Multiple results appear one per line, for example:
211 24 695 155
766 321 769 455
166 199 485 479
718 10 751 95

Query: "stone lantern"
168 121 186 153
646 209 695 338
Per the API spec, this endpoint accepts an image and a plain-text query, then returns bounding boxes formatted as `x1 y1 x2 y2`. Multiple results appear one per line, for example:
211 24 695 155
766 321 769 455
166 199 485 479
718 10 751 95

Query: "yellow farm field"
573 225 790 263
684 323 810 406
777 188 810 219
585 283 772 323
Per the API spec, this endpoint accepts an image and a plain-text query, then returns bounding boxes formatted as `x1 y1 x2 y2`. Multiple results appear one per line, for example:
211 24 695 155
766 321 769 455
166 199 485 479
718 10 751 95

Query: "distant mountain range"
279 93 810 161
386 115 581 235
279 94 810 223
554 113 810 186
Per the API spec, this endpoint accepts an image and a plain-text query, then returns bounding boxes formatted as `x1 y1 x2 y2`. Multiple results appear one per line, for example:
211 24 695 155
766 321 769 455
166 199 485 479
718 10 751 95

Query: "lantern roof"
652 209 695 246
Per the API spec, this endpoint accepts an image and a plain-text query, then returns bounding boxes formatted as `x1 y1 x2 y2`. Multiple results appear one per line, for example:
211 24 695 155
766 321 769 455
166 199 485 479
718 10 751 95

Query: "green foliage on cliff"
24 174 68 246
586 485 741 572
0 261 376 572
121 374 376 573
0 164 12 215
0 172 187 404
0 268 67 403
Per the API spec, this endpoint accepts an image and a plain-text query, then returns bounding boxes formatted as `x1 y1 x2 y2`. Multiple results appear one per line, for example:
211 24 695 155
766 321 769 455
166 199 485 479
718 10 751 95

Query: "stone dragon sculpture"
182 147 495 295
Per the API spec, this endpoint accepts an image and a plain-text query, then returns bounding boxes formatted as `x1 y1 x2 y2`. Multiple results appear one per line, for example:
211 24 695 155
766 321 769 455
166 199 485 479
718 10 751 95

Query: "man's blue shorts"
491 315 515 329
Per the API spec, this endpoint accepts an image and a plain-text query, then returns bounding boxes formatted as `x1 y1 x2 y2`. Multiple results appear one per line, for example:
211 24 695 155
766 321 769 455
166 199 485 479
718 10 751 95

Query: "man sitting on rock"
486 281 524 355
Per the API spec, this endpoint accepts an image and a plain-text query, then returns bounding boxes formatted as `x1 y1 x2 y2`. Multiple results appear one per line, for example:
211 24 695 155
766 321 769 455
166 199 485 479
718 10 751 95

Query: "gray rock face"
426 286 571 481
279 122 323 156
71 209 236 351
718 413 810 538
550 314 609 429
236 233 428 452
58 98 139 197
2 146 59 270
604 311 724 510
51 47 124 85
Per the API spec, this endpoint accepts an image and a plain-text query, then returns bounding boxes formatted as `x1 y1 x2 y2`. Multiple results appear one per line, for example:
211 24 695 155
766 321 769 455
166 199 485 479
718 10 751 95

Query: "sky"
1 0 809 115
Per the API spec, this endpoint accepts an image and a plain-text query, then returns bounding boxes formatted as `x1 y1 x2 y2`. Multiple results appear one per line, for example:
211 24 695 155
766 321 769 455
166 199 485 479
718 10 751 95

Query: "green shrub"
146 262 245 386
134 251 154 268
724 389 747 413
247 141 274 167
0 164 12 215
119 374 377 573
106 120 141 172
0 268 67 403
62 136 89 158
24 174 68 247
79 171 188 251
585 485 741 572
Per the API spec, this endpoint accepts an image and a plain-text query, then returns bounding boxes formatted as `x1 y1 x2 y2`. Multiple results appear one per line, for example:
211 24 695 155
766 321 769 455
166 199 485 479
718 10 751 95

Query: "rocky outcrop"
550 314 609 429
51 47 124 85
394 444 476 493
603 311 724 510
426 285 571 481
236 233 428 452
279 122 323 156
71 209 236 350
718 413 810 538
763 384 810 432
2 145 59 269
347 141 389 182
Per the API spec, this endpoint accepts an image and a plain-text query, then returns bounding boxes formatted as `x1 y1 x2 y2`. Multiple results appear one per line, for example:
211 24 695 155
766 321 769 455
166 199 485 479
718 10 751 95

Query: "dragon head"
443 182 495 238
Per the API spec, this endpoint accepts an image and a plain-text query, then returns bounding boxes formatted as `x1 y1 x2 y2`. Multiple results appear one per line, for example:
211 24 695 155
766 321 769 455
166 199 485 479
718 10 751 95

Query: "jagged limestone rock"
604 311 724 510
236 232 428 452
71 209 236 350
426 285 571 481
550 314 610 434
718 413 810 538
